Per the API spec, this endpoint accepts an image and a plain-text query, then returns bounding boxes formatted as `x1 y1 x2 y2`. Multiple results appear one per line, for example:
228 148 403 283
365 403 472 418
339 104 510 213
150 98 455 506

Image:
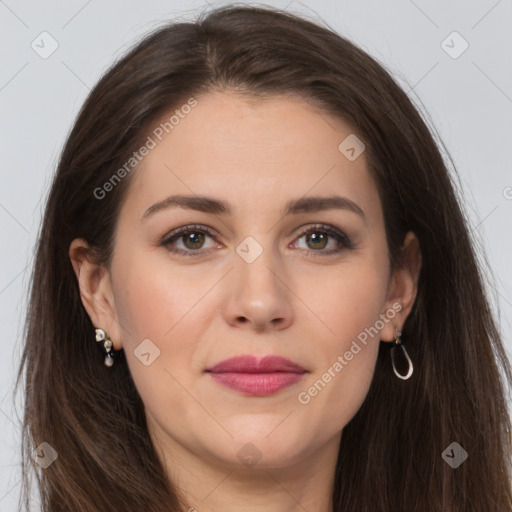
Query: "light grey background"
1 0 511 508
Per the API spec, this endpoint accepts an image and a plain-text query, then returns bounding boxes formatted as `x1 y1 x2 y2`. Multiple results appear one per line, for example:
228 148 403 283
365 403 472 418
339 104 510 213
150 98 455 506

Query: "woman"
16 4 512 511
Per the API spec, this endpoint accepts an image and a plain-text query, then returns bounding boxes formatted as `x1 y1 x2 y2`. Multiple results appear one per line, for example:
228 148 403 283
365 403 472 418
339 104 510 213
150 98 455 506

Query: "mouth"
205 355 307 396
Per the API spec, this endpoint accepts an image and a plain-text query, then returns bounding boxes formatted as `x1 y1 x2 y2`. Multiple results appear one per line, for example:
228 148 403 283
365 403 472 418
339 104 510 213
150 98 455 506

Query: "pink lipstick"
205 355 307 396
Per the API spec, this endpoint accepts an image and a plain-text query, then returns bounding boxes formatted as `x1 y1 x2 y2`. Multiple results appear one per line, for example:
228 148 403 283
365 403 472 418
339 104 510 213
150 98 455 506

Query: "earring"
390 327 413 380
95 328 115 367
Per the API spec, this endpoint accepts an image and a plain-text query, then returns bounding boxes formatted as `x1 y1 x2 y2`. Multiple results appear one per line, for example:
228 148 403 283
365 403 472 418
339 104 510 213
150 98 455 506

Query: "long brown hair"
15 4 512 511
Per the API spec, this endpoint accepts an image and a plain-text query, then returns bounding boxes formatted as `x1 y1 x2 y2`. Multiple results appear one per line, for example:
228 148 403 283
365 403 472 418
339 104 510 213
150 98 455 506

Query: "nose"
223 247 294 333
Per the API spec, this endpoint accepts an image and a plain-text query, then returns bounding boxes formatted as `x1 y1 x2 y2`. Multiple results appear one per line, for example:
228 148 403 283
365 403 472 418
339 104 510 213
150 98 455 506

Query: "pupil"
308 232 327 249
185 232 204 249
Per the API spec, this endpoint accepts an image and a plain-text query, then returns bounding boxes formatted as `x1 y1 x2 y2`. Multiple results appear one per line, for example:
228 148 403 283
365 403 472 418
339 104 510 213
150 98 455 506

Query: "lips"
205 355 307 396
206 355 306 374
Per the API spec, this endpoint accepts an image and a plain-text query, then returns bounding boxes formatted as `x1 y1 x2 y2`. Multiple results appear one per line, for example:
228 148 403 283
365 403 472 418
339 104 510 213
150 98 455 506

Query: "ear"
380 231 422 342
69 238 123 350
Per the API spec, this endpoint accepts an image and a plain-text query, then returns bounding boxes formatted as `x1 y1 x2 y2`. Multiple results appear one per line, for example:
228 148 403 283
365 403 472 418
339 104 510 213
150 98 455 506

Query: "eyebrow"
142 194 366 222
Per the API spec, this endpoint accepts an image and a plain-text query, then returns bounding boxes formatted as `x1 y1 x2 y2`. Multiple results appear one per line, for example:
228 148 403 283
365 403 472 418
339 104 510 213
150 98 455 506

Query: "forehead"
122 91 381 223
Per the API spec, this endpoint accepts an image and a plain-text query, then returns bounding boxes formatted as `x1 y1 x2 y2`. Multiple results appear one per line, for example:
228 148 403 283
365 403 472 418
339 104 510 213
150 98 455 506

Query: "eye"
291 224 353 257
160 224 219 256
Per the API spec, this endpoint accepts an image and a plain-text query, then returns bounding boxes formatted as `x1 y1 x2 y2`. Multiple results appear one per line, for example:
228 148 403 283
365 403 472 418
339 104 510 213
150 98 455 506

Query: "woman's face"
73 91 420 473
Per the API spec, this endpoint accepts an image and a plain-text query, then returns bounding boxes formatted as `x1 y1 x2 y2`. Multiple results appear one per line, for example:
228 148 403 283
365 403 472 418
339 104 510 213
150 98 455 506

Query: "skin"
70 91 422 512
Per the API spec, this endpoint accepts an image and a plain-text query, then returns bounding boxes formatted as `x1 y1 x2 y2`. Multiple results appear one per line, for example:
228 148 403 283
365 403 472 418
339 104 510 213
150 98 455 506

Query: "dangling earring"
95 328 115 367
390 327 413 380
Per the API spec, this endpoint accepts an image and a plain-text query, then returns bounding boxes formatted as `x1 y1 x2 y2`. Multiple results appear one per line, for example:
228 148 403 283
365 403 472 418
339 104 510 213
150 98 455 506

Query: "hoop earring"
95 328 115 367
390 327 413 380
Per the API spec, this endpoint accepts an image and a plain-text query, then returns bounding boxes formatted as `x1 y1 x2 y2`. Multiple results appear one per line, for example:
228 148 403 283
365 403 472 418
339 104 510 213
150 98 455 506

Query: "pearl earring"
95 328 115 367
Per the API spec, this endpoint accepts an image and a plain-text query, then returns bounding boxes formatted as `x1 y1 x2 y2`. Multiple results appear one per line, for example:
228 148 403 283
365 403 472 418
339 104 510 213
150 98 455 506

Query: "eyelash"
159 223 353 258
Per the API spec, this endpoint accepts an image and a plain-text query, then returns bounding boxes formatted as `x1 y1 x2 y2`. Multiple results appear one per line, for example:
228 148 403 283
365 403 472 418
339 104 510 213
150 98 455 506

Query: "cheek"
112 249 209 340
110 257 206 426
294 256 389 430
110 252 208 394
312 257 389 345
